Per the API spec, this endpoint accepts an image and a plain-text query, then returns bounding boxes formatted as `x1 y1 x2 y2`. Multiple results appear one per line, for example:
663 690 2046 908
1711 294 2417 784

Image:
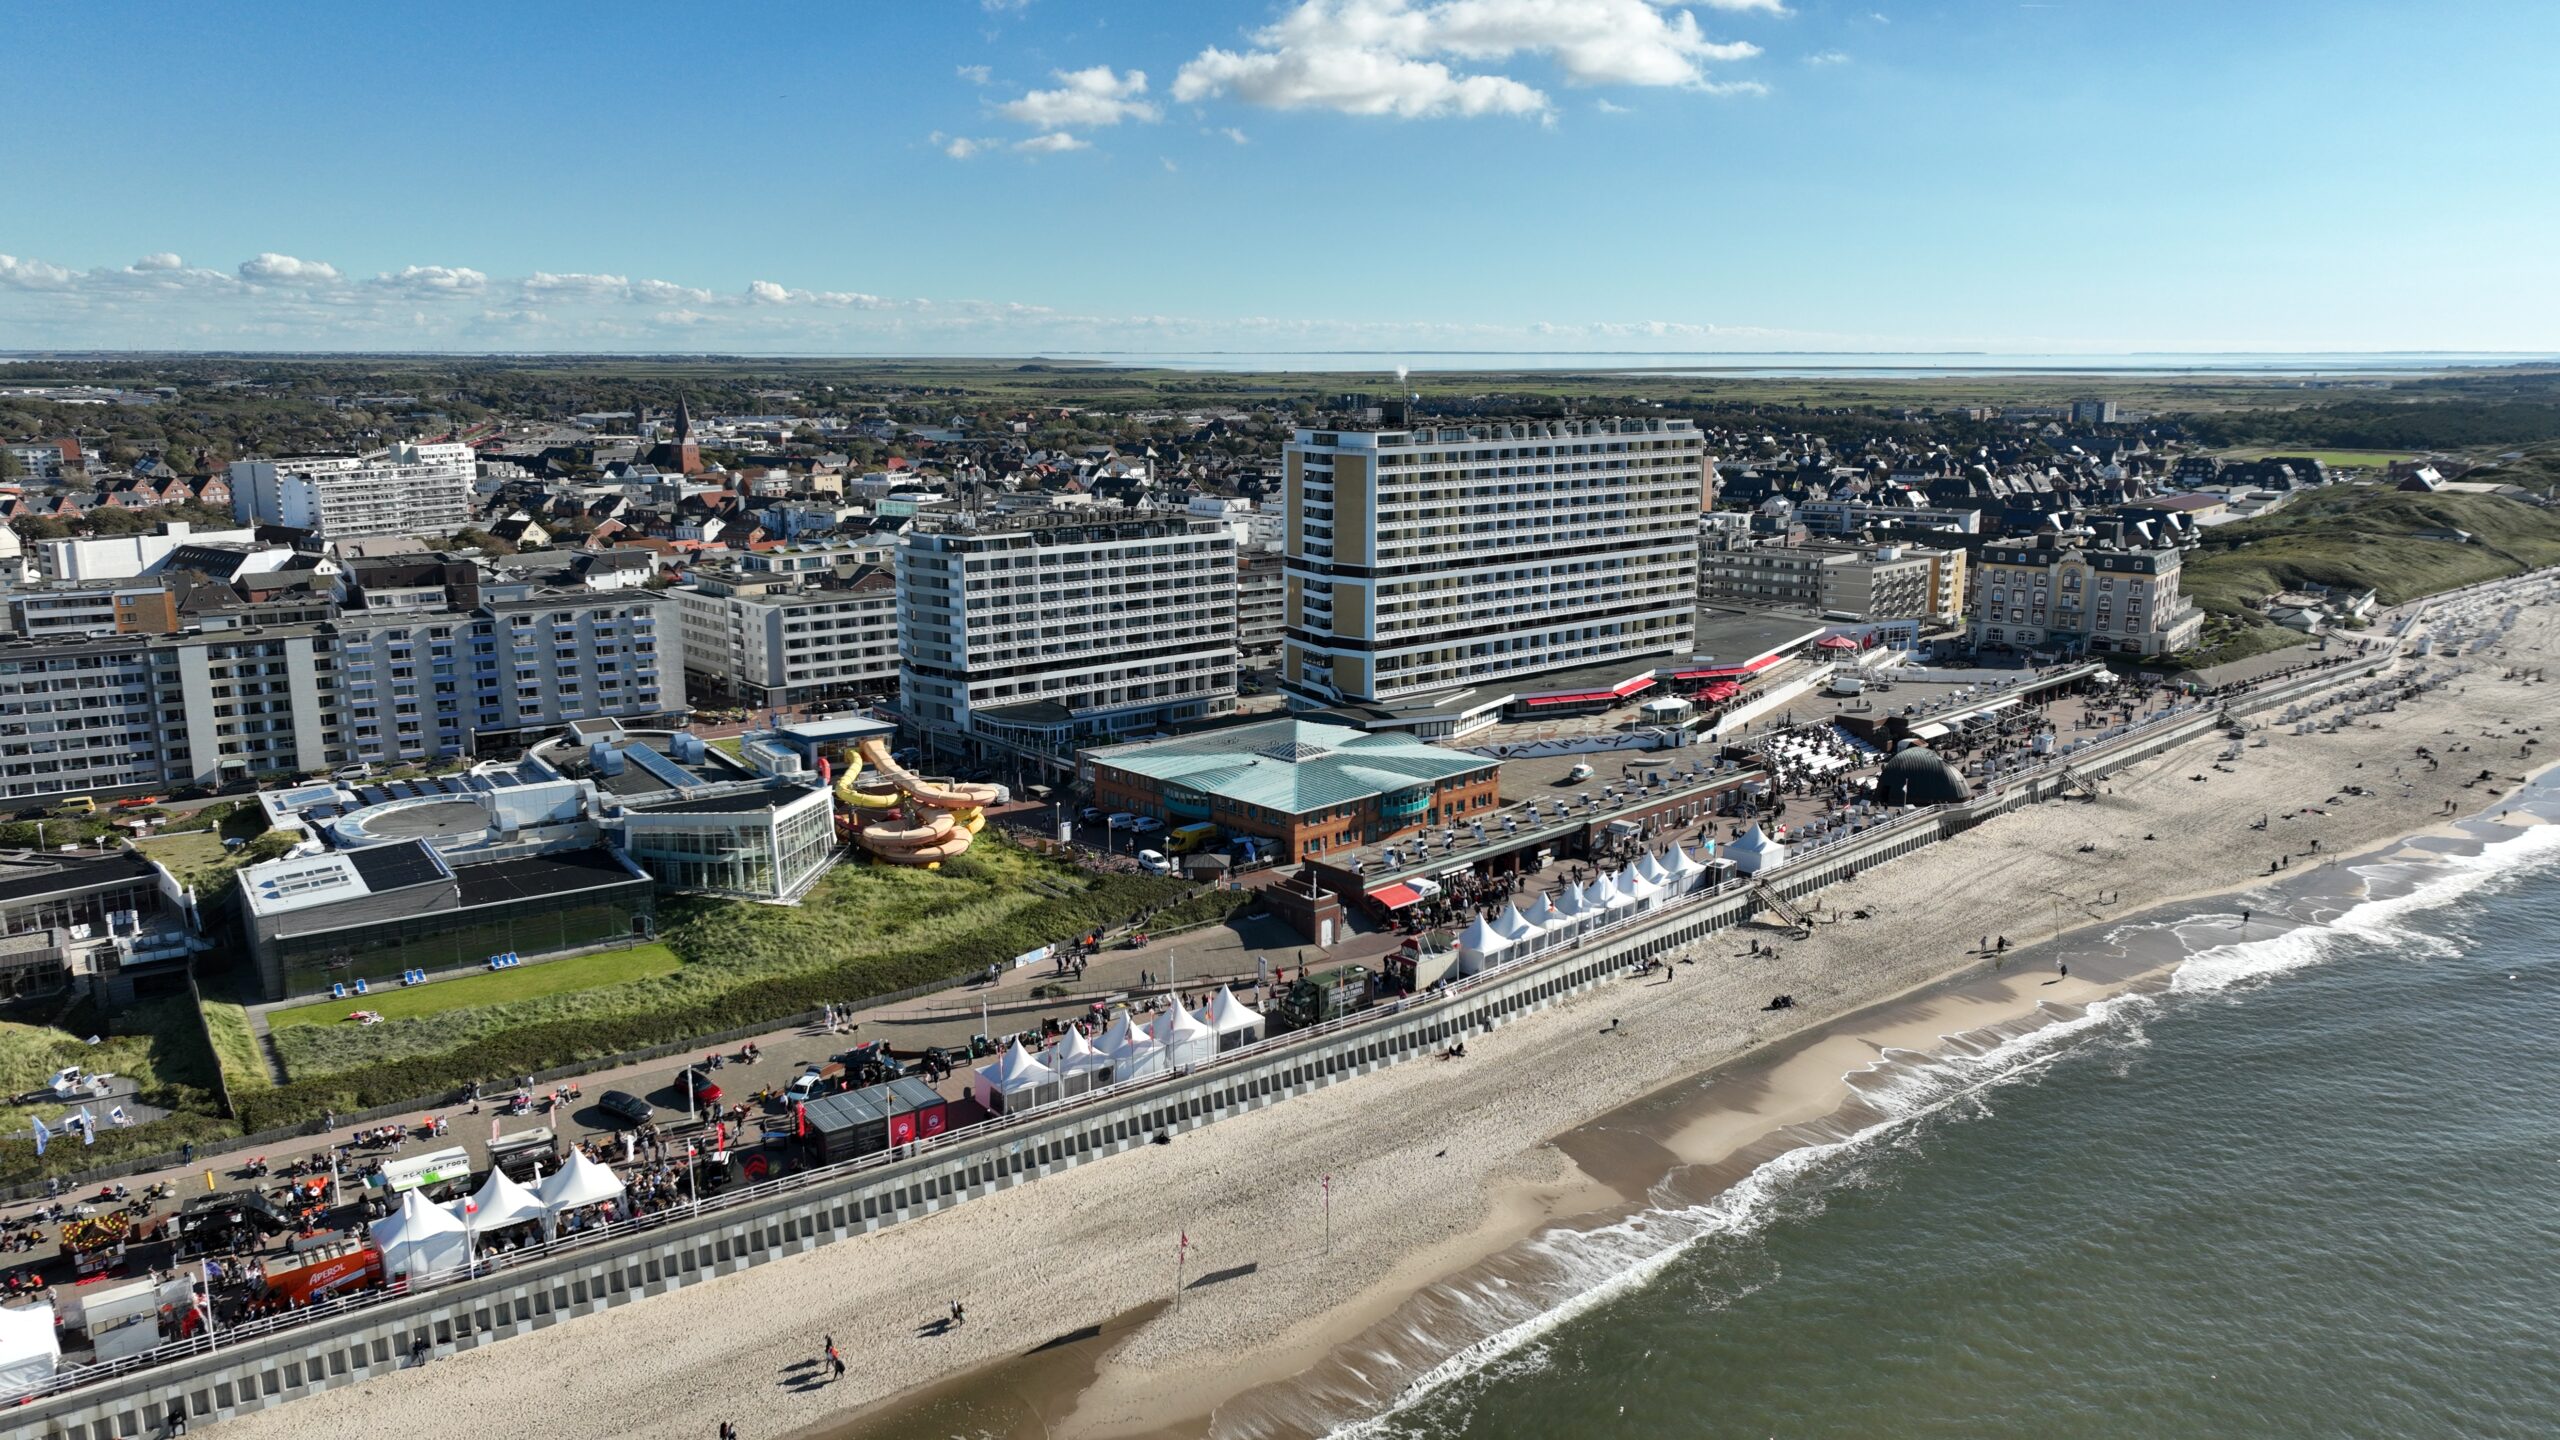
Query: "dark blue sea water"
1334 812 2560 1440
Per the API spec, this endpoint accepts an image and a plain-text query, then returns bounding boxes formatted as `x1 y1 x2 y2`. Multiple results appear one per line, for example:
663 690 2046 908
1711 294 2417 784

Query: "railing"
0 676 2336 1409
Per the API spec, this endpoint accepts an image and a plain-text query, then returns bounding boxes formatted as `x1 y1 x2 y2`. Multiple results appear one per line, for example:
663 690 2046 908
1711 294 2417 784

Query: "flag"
30 1115 48 1157
75 1109 96 1146
462 1197 478 1217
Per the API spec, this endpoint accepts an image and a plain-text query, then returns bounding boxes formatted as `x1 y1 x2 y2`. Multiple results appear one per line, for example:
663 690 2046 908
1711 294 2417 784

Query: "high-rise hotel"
1282 417 1709 725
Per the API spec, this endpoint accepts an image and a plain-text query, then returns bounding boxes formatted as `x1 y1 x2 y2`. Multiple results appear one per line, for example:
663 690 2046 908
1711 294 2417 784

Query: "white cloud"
1162 156 1180 172
375 264 488 294
1000 65 1159 129
1805 49 1848 65
1698 0 1788 10
982 0 1031 10
1170 0 1760 119
0 255 78 290
1594 97 1629 112
631 278 715 305
955 64 992 85
1220 126 1252 143
132 252 184 272
1015 131 1091 153
940 134 995 159
748 280 894 308
237 252 340 284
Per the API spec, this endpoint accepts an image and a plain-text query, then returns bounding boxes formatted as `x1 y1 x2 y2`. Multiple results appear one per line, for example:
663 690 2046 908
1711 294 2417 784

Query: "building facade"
899 511 1238 775
1237 551 1286 659
676 560 900 708
1966 530 2204 657
1282 418 1706 711
229 441 476 540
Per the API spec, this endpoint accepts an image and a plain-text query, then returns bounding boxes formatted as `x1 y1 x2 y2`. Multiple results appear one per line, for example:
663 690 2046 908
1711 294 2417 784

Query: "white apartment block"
1282 417 1708 709
677 563 900 709
32 522 259 582
229 440 476 540
899 511 1237 774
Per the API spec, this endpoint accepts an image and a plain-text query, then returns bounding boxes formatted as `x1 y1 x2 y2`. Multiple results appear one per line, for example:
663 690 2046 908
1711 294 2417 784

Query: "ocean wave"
1323 813 2560 1438
2170 821 2560 996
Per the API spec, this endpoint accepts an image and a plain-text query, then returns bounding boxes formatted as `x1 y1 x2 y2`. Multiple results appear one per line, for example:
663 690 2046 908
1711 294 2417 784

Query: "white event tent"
371 1189 471 1283
1196 985 1265 1051
538 1149 627 1224
1456 914 1512 976
1098 1008 1168 1080
1153 998 1218 1070
0 1300 59 1397
1727 824 1788 875
1043 1026 1113 1094
452 1165 550 1240
971 1039 1063 1114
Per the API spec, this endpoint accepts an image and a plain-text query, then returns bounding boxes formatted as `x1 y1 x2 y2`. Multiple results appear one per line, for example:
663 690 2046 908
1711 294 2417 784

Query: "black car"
598 1090 653 1125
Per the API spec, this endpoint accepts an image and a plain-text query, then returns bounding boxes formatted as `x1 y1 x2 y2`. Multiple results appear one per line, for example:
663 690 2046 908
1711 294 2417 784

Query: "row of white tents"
970 985 1267 1115
369 1150 627 1281
1451 838 1762 975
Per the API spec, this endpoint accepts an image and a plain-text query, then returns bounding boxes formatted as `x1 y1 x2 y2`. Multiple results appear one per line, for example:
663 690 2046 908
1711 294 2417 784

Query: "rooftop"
0 849 162 909
453 847 645 905
1089 716 1492 817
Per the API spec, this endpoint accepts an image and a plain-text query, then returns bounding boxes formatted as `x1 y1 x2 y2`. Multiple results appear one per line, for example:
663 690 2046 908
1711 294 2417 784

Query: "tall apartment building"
676 560 900 708
1237 551 1286 659
899 510 1237 775
1281 418 1706 713
1967 528 2203 657
229 440 476 540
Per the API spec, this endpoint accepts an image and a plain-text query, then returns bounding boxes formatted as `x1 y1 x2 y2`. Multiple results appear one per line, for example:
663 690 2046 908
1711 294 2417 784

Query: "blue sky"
2 0 2553 355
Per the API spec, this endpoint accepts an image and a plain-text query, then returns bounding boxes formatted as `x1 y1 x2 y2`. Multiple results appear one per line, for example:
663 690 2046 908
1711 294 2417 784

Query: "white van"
370 1146 475 1198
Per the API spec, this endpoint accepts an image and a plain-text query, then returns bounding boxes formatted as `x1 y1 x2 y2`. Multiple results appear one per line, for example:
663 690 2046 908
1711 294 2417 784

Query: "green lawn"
197 999 273 1095
136 829 230 880
246 836 1189 1124
267 942 685 1030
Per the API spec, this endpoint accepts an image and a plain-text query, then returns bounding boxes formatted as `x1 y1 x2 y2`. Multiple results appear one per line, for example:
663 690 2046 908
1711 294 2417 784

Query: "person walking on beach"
2241 908 2252 928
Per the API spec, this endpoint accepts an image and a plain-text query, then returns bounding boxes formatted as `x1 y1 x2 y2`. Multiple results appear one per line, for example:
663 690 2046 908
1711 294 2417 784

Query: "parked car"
1107 811 1137 830
597 1090 652 1125
687 1073 723 1105
1136 849 1172 875
1129 816 1162 834
785 1068 827 1104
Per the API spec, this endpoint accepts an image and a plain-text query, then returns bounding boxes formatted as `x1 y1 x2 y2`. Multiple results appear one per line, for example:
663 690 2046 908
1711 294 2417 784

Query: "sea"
1021 351 2560 378
1288 778 2560 1440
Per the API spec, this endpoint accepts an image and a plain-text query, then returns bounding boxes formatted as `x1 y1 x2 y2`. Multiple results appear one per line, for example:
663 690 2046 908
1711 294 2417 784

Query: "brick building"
1085 716 1499 864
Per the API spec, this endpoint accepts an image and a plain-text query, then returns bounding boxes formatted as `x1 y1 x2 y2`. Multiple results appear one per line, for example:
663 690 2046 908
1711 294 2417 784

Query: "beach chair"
353 977 368 995
330 982 348 1000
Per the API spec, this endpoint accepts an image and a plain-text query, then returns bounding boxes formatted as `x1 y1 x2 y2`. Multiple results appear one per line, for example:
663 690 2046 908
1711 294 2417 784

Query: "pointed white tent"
1098 1007 1168 1080
1614 866 1655 905
1633 851 1672 888
0 1300 59 1397
1666 842 1709 892
372 1189 471 1282
1493 902 1543 946
1580 876 1620 912
1043 1025 1111 1079
1456 914 1512 976
1197 985 1265 1050
1727 824 1788 875
1152 997 1217 1070
451 1165 548 1238
538 1148 626 1218
971 1039 1063 1114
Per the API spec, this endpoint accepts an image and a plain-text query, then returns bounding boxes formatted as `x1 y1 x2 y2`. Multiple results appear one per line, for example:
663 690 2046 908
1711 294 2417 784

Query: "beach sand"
219 600 2560 1440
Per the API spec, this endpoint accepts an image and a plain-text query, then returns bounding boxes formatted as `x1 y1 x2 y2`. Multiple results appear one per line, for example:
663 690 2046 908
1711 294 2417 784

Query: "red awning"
1523 690 1619 706
1367 883 1424 910
1818 635 1860 650
1611 675 1658 697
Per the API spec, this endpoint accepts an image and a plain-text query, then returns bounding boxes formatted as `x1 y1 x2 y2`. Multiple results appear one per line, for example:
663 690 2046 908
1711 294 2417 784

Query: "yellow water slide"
843 739 1005 865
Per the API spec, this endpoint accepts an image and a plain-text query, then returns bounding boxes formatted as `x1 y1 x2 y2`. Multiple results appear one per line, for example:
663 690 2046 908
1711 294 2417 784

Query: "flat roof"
1691 606 1830 667
454 847 644 905
1089 716 1493 817
0 850 161 908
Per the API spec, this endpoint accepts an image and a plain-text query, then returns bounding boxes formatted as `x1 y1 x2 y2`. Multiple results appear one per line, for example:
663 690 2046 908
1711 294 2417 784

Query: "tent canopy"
1493 902 1543 941
1153 999 1217 1066
1201 984 1264 1035
372 1189 471 1280
538 1150 626 1213
453 1166 547 1232
1457 915 1511 957
1044 1026 1111 1077
0 1300 59 1397
981 1039 1060 1094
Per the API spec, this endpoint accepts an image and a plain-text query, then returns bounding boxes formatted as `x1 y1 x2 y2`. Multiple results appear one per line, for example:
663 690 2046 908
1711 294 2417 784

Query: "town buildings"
1280 418 1707 717
676 547 900 709
1697 541 1966 626
229 440 476 540
1966 526 2205 656
898 510 1237 778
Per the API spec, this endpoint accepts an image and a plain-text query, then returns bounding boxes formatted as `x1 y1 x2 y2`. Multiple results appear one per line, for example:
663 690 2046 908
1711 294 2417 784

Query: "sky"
2 0 2555 357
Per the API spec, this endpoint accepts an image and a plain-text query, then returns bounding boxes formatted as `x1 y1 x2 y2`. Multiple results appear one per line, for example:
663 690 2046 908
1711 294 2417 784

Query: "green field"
266 942 684 1030
2217 448 2419 469
241 837 1189 1127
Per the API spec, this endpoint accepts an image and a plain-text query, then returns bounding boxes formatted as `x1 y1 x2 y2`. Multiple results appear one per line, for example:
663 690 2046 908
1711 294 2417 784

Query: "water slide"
839 739 1007 866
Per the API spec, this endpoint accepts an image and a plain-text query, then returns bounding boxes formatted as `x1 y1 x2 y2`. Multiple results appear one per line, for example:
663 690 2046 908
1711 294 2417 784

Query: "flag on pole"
74 1109 96 1146
30 1115 48 1157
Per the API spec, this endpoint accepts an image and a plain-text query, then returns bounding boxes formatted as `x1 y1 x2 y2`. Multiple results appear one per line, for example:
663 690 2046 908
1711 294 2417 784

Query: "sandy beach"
216 588 2560 1440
